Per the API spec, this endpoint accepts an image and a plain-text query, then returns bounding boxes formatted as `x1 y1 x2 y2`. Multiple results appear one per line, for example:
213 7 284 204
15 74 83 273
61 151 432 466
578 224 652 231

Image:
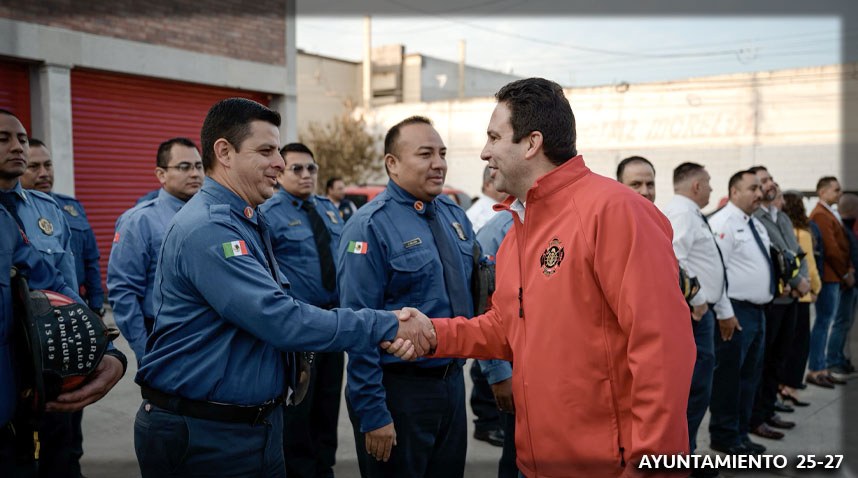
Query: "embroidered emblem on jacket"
540 238 565 276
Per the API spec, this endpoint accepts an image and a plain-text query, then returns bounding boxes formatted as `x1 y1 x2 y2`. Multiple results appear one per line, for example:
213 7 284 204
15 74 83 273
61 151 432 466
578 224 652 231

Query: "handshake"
382 308 437 360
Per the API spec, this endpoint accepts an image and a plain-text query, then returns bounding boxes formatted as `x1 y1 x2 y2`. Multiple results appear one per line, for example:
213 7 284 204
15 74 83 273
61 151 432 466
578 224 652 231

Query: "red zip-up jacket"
431 156 694 477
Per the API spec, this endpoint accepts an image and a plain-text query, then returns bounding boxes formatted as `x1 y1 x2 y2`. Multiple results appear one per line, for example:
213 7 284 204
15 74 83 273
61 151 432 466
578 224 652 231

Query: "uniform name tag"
403 238 422 249
288 220 301 226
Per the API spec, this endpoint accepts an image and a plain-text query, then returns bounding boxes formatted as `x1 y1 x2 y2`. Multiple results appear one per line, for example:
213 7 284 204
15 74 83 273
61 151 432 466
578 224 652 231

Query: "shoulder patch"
209 204 232 223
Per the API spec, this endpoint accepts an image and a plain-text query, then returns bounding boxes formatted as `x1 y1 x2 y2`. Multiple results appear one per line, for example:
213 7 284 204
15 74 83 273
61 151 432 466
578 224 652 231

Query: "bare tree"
299 110 384 187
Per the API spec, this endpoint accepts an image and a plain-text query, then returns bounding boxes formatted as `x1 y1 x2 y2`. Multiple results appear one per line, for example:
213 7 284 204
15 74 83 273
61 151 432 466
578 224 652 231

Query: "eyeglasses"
164 162 204 173
288 163 318 175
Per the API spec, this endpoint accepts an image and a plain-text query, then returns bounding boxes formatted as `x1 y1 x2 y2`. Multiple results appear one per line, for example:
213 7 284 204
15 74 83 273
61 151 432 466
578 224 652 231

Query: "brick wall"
0 0 286 65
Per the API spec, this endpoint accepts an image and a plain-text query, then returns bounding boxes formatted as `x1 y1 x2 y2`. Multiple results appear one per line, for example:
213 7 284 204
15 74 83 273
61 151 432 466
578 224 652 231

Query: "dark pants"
498 412 518 478
34 412 77 478
469 361 500 434
134 400 286 477
827 286 857 369
687 309 715 453
750 301 796 428
283 351 344 478
346 363 467 478
809 283 839 371
709 301 766 447
783 302 811 389
1 422 37 477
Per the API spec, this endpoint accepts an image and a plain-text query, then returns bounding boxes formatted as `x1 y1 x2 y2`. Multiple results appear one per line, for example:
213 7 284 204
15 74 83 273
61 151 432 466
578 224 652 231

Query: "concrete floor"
79 313 858 477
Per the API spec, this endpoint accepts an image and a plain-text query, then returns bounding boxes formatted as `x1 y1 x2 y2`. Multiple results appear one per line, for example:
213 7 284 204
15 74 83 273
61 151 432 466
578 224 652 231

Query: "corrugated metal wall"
0 60 31 133
70 69 270 285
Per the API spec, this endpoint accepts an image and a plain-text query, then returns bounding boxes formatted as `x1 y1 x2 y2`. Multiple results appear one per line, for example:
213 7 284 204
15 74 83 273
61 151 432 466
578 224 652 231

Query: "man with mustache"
107 137 204 364
338 116 477 477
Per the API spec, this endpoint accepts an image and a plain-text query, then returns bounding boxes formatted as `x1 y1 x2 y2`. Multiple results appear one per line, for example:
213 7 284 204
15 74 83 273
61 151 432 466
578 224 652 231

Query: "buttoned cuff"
479 359 512 385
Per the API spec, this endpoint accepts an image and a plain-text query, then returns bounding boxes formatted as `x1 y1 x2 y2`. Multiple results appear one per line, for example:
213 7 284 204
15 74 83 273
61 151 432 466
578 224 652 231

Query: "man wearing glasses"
108 137 204 363
259 143 345 477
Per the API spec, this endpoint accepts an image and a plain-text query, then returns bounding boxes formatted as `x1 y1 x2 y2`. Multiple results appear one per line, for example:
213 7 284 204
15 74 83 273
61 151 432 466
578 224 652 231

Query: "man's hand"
381 307 436 360
778 283 792 298
365 422 396 462
795 277 811 297
45 355 124 412
718 317 742 342
691 303 709 322
491 378 515 414
810 292 818 303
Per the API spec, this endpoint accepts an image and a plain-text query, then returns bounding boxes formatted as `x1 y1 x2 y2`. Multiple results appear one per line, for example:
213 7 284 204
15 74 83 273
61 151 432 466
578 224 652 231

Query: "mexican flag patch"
347 241 368 254
222 240 248 258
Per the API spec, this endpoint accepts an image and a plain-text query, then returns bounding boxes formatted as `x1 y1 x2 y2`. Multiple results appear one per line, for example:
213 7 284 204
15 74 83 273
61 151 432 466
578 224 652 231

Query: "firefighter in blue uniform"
133 98 422 478
338 116 476 477
19 138 104 313
260 143 345 478
1 109 125 477
107 137 203 363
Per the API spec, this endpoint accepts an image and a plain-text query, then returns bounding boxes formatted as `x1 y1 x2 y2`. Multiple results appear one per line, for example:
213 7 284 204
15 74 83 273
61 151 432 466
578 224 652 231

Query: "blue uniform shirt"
475 210 514 385
52 193 103 310
108 188 186 361
338 180 476 432
135 177 399 406
1 206 81 426
4 181 78 293
259 189 342 307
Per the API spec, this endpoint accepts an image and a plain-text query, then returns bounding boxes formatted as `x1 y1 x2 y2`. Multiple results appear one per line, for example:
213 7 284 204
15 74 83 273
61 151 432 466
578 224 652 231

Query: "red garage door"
0 59 31 133
70 70 270 285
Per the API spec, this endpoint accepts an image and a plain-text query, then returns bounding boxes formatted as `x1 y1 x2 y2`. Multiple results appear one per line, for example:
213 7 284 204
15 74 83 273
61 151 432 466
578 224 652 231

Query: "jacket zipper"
619 446 626 467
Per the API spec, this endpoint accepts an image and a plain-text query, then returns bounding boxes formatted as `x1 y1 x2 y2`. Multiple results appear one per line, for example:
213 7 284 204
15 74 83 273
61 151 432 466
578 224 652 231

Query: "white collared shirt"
466 193 500 233
664 195 733 319
708 201 775 306
510 199 526 222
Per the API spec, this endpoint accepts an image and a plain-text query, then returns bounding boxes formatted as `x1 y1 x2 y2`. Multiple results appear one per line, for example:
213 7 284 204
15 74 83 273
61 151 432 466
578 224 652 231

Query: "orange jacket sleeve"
430 307 513 361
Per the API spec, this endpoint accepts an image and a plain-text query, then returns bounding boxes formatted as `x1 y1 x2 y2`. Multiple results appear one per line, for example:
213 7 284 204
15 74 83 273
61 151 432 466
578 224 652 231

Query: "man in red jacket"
385 78 695 477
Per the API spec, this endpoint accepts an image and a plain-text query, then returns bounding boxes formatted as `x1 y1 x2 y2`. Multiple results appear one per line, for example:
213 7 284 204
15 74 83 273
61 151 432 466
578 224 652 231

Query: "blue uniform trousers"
709 301 766 447
827 285 857 369
135 401 285 478
469 361 500 434
346 364 467 478
34 412 77 478
282 351 344 478
750 301 796 429
686 309 715 453
498 411 518 478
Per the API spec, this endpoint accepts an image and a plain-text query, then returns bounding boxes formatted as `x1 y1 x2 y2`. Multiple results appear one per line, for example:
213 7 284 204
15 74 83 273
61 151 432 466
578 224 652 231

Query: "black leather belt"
141 385 282 426
731 299 768 310
382 361 461 379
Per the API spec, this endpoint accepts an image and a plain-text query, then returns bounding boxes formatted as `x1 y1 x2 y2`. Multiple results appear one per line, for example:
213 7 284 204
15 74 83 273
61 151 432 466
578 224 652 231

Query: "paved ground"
79 312 857 477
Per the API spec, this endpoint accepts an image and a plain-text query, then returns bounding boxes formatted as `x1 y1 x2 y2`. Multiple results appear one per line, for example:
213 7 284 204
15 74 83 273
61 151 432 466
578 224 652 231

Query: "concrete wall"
405 54 520 103
0 0 286 65
296 52 361 130
362 63 853 212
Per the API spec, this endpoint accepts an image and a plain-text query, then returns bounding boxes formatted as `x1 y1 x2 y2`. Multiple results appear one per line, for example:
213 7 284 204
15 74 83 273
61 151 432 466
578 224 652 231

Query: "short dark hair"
616 156 654 181
495 78 576 166
280 142 314 160
28 138 47 149
817 176 838 192
156 137 199 168
672 162 704 186
728 169 755 196
384 116 433 157
0 108 16 118
326 177 343 192
200 98 281 172
748 165 768 175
